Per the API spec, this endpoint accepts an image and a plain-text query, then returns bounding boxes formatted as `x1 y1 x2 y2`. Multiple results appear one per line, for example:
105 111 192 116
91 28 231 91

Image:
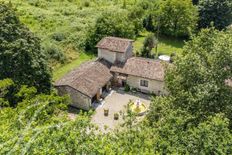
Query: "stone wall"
56 86 92 110
98 43 133 64
126 75 168 95
116 52 126 63
98 48 116 63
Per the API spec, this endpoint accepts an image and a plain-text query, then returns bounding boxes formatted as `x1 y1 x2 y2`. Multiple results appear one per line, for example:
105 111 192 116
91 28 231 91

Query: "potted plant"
104 108 109 116
114 113 119 120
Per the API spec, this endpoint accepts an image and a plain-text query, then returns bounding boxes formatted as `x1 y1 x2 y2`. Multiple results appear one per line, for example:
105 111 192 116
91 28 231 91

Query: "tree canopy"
85 10 135 51
159 0 198 37
198 0 232 30
140 33 157 58
0 3 51 93
165 28 232 124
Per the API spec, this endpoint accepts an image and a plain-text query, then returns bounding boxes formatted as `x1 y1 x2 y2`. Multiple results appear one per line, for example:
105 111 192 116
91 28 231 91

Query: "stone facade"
98 42 133 64
98 48 116 64
56 85 92 110
126 75 168 95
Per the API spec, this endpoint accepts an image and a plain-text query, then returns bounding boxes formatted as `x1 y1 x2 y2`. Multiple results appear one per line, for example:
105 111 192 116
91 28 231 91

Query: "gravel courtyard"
91 89 151 132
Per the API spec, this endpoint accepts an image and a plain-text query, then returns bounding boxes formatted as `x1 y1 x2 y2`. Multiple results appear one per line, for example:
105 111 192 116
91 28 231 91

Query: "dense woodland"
0 0 232 154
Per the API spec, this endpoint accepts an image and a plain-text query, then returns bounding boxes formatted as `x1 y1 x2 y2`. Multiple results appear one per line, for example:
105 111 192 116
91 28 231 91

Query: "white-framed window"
140 80 148 87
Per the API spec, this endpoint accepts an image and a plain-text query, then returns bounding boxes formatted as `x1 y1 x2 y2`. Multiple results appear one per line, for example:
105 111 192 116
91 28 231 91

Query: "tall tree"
165 28 232 123
198 0 232 30
85 10 135 51
141 33 157 58
143 14 155 32
0 3 51 93
128 5 145 36
159 0 198 37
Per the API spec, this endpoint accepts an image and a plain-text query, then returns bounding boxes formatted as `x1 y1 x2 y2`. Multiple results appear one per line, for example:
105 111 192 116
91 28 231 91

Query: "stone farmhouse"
55 37 168 110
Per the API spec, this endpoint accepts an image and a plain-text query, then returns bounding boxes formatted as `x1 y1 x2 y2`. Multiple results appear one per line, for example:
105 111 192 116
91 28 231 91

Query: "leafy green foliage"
165 28 232 124
140 33 157 58
145 28 232 154
146 95 232 154
159 0 198 37
128 4 145 35
144 14 155 32
185 114 232 154
0 79 15 107
198 0 232 30
192 0 199 5
85 10 135 51
44 43 67 64
0 3 52 93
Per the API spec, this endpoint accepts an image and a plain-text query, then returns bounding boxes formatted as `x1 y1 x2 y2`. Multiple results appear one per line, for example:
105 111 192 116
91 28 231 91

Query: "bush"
82 1 90 7
44 44 67 64
52 32 66 42
170 52 176 63
28 0 47 8
140 33 157 58
124 84 130 92
114 113 119 120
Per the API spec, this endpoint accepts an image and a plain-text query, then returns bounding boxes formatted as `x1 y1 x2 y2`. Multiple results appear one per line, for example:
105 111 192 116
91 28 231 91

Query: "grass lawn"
53 52 96 81
134 31 185 56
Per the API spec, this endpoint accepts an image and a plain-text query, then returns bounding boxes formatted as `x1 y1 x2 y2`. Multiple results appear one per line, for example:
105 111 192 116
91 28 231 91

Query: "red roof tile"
96 37 134 53
55 59 112 98
111 57 167 81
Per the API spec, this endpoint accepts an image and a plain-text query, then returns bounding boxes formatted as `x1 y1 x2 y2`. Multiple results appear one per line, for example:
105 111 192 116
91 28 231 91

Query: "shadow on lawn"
159 35 186 49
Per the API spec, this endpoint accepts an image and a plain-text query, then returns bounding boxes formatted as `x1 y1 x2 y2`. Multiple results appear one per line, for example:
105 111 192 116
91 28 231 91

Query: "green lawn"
134 31 185 56
53 52 96 81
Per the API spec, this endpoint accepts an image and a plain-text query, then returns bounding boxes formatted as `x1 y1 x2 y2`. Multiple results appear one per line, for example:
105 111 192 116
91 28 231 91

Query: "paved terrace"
91 89 151 132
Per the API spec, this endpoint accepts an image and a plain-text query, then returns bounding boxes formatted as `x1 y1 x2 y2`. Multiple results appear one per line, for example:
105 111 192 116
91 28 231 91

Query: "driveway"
91 89 151 132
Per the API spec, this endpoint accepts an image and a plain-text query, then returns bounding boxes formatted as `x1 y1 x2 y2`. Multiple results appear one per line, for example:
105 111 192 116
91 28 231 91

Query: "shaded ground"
91 89 151 132
67 106 81 120
134 31 185 56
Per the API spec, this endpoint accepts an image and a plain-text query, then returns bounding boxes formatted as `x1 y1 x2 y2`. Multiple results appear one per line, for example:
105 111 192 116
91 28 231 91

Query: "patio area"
91 89 151 132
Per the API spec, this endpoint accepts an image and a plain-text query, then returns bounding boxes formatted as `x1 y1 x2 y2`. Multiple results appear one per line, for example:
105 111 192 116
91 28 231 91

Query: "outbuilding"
55 59 112 110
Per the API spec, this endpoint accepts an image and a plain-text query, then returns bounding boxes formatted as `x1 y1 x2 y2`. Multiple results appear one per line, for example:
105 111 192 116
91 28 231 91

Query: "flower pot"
114 113 119 120
104 108 109 116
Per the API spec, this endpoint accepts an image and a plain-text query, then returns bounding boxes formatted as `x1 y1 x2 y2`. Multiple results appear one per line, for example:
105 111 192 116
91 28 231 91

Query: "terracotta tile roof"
55 59 112 98
111 57 166 81
96 36 134 53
